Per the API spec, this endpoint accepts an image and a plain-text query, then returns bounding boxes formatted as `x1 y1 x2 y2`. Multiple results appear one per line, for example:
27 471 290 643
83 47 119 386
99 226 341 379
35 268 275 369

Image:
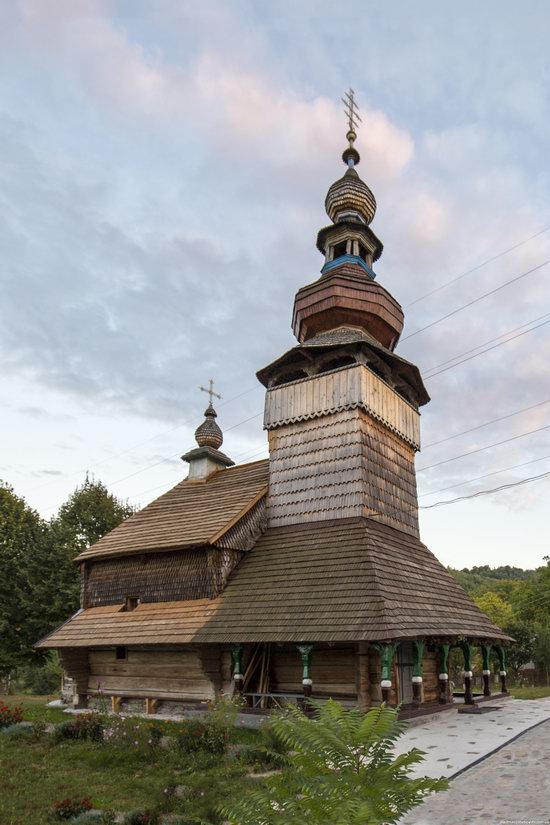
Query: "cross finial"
199 378 222 406
341 88 362 133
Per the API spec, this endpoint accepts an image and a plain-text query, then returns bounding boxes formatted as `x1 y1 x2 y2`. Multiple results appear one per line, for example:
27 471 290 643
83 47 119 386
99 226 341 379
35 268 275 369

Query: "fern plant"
222 700 447 825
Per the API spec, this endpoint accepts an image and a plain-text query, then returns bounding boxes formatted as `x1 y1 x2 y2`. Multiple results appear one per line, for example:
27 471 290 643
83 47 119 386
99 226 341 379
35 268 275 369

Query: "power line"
106 412 264 488
423 398 550 450
405 226 550 309
424 316 550 380
27 384 262 494
418 452 550 498
401 259 550 343
422 312 550 378
417 423 550 473
420 468 550 509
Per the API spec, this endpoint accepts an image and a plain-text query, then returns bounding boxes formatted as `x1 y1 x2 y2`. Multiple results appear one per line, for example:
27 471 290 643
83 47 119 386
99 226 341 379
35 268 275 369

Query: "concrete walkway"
400 718 550 824
394 697 550 779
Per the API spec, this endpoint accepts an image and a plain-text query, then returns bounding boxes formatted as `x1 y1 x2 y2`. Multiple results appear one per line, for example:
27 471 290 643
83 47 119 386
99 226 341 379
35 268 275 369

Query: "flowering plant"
49 796 93 820
0 703 23 728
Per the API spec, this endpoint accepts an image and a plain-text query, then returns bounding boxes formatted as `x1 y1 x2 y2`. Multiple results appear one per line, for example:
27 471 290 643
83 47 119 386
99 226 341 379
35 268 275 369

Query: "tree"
53 474 134 557
222 701 447 825
0 483 51 682
474 592 514 629
501 621 534 680
533 623 550 686
0 476 134 688
49 475 134 613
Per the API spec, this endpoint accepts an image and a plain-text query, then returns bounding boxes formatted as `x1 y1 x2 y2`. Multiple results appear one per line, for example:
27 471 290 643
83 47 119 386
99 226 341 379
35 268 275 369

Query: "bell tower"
257 90 430 537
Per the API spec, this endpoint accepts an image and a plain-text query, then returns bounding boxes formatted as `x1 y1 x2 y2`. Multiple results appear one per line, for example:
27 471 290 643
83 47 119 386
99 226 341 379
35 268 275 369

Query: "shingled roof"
76 460 269 561
39 517 510 647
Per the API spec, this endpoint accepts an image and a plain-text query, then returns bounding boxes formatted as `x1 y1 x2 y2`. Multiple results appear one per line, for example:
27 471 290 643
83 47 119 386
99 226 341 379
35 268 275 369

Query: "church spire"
182 380 234 480
288 90 403 351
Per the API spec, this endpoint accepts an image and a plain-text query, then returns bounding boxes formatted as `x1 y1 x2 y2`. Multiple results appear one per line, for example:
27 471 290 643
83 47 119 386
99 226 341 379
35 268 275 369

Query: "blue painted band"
321 254 376 279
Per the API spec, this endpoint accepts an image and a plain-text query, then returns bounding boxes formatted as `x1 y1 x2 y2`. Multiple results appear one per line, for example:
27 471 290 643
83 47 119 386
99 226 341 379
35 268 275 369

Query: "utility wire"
401 259 550 343
424 316 550 380
422 312 550 377
423 398 550 450
418 452 550 498
27 384 261 494
420 468 550 509
405 226 550 309
417 423 550 473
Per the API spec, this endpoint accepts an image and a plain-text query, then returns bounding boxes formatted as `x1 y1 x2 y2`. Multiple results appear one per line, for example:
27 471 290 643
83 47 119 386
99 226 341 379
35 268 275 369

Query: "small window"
115 646 127 661
124 596 139 612
332 241 348 259
358 243 369 262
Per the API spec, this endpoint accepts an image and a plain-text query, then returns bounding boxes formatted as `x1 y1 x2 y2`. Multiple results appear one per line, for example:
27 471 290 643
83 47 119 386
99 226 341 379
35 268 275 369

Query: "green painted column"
374 642 399 705
481 643 492 697
437 643 451 704
495 645 508 693
412 640 425 705
231 644 244 694
462 642 476 705
296 644 314 700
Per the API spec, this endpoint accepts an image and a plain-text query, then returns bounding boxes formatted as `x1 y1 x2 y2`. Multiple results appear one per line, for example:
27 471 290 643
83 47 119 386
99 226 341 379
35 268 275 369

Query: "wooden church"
39 95 511 715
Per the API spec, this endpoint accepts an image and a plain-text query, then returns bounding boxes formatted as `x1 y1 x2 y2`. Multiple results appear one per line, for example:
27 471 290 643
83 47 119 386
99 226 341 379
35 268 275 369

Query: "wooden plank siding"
88 645 221 701
271 644 357 697
264 364 420 449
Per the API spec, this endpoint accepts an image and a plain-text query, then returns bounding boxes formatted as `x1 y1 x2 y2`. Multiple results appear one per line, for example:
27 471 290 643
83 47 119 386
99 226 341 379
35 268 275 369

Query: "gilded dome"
195 404 223 449
325 166 377 226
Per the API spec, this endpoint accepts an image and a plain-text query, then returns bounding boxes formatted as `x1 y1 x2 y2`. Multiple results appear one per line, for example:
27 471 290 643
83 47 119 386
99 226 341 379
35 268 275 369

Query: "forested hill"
448 565 536 597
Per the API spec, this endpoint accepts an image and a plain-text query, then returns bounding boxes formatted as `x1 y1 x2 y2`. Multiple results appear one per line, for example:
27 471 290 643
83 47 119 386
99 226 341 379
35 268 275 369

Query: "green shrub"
54 713 104 743
175 718 229 754
222 700 448 825
0 721 34 740
31 719 47 740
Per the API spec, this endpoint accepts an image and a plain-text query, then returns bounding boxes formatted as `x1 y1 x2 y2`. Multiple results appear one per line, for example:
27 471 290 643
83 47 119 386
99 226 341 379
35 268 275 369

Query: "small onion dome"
194 404 223 449
325 167 376 226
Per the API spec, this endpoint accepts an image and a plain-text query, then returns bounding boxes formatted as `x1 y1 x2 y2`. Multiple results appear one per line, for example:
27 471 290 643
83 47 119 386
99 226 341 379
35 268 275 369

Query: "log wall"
87 645 221 701
271 644 357 697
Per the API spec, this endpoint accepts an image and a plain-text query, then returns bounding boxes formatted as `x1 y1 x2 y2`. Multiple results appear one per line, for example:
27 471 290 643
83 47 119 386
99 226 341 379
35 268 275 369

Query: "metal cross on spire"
199 378 222 406
341 88 362 133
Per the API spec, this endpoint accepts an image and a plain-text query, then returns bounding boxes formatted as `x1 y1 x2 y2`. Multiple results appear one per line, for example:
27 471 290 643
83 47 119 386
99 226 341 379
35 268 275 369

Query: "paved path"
394 698 550 779
400 718 550 824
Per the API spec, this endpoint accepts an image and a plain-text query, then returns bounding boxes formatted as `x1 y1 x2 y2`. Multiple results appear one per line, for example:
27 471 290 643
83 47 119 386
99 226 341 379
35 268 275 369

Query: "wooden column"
412 640 425 706
481 643 492 697
296 644 314 709
437 643 451 705
462 642 476 705
495 645 508 693
356 642 370 712
231 644 244 695
375 642 399 705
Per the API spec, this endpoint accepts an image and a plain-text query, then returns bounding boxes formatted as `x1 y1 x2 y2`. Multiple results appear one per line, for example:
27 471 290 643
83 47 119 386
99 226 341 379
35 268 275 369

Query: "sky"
1 0 549 570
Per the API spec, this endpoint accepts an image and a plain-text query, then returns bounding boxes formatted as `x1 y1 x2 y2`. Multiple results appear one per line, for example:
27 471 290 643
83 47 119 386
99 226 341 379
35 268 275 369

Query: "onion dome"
325 166 376 226
195 404 223 449
325 125 376 225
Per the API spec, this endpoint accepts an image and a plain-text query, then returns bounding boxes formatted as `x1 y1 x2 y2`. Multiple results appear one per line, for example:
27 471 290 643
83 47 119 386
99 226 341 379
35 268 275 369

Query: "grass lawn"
0 695 266 825
510 685 550 700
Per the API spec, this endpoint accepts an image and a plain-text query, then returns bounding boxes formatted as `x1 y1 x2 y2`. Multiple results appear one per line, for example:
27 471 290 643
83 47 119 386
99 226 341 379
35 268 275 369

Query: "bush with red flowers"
49 796 93 820
0 703 23 728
